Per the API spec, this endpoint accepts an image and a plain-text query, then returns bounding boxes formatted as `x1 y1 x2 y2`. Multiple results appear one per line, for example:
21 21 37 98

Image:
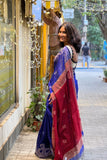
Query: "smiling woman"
35 22 84 160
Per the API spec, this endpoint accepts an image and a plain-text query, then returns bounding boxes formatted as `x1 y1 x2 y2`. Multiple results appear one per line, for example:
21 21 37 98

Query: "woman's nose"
59 32 63 36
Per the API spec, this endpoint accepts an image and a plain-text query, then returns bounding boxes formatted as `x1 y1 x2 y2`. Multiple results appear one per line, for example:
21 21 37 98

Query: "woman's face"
58 26 68 45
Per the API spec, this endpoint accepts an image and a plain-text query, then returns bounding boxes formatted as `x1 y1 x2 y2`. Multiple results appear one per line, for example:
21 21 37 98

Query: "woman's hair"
58 22 81 53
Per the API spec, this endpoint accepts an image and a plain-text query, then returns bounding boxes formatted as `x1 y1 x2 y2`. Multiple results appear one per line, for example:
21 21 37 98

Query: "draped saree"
35 46 84 160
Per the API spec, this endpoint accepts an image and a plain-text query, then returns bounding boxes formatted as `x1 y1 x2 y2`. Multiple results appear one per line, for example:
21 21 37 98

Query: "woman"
35 22 84 160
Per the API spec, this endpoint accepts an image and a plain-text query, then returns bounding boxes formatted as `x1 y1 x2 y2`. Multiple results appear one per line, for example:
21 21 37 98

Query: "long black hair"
58 22 81 53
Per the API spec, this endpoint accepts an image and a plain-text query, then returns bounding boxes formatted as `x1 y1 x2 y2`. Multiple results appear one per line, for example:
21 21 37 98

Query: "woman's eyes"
59 31 66 34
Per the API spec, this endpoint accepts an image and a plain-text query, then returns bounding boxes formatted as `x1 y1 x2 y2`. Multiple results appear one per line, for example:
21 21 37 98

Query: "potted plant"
103 69 107 83
27 83 49 131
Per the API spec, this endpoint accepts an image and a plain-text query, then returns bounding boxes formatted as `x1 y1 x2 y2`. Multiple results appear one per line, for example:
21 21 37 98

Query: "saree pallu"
35 46 84 160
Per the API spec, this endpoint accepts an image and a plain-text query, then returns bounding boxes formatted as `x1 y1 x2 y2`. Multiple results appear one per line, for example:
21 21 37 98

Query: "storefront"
0 1 31 159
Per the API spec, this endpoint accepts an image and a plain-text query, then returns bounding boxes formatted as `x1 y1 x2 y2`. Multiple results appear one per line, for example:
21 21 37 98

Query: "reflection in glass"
0 0 15 116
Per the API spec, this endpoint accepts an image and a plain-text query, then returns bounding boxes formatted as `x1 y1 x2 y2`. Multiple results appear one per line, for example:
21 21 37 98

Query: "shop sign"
63 8 74 19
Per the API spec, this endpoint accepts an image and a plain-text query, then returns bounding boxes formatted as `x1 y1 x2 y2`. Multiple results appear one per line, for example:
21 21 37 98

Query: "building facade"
0 1 31 159
0 0 62 159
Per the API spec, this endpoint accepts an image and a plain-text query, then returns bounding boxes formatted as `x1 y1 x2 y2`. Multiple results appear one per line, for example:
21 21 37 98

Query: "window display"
0 0 16 116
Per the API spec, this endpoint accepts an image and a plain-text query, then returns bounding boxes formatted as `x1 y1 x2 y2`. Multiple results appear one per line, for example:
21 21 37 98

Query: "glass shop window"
0 0 16 117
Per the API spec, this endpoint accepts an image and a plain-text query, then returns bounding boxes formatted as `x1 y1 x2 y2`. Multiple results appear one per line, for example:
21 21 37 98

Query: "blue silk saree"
35 46 84 160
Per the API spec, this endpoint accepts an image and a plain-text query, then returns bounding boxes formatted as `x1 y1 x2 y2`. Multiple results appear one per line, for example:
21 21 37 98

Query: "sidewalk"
76 68 107 160
6 63 107 160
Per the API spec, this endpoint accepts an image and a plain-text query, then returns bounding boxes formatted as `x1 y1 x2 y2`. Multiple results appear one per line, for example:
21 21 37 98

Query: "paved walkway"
6 61 107 160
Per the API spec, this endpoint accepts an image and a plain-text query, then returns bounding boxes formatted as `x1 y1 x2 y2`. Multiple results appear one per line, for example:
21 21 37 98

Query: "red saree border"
52 70 66 94
52 59 73 94
63 137 83 160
